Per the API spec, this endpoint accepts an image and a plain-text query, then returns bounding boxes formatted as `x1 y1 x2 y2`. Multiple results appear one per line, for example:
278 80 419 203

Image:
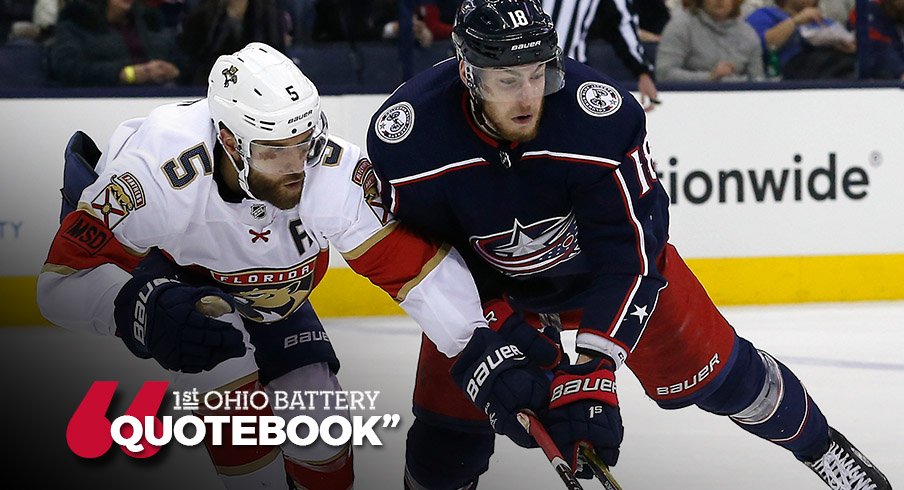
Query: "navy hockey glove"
483 299 562 370
450 328 550 448
113 275 246 373
542 357 623 478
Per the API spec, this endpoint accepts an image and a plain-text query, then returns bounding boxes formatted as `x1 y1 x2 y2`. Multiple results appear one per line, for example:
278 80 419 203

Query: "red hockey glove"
541 357 623 478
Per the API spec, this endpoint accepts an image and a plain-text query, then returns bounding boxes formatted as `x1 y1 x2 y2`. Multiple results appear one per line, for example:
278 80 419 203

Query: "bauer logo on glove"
466 344 526 401
131 277 179 346
550 373 617 408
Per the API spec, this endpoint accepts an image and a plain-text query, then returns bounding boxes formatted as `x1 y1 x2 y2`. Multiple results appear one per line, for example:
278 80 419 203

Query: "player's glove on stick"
543 357 623 478
450 328 550 448
483 299 562 370
114 275 246 373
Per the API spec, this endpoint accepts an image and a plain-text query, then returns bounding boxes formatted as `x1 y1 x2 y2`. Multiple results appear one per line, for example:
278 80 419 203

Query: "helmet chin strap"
467 96 504 141
218 133 262 201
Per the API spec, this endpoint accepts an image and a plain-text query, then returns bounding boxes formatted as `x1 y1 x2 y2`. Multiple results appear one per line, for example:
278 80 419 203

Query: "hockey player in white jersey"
37 42 560 489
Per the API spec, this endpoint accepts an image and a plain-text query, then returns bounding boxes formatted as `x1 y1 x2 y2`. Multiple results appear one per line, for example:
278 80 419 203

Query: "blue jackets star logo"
469 214 581 276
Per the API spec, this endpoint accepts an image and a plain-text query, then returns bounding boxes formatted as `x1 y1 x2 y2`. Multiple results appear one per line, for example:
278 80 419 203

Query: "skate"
805 427 892 490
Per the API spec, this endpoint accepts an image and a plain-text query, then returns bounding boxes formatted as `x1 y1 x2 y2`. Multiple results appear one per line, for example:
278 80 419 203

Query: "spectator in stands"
284 0 317 45
179 0 290 85
306 0 390 42
48 0 183 86
7 0 65 42
634 0 672 41
854 0 904 79
144 0 187 29
419 0 456 41
381 9 436 48
741 0 855 29
656 0 765 81
746 0 856 79
1 0 37 43
820 0 854 23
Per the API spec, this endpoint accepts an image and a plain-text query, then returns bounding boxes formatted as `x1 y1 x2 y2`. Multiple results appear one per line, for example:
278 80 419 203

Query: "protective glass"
246 113 329 175
467 52 565 102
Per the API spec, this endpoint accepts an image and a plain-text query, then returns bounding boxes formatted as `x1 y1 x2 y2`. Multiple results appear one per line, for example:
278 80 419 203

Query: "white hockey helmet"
208 42 328 198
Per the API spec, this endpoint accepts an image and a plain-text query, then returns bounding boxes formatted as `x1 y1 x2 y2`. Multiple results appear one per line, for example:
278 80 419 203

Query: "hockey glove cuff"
450 328 550 448
483 299 562 371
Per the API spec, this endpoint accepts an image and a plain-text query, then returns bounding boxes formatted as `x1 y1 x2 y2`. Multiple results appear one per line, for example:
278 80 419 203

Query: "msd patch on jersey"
61 212 113 255
375 102 415 143
89 173 146 229
577 81 622 117
470 214 581 276
210 256 319 322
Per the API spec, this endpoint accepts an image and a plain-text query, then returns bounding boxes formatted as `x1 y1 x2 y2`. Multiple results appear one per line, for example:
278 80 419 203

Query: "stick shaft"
517 412 584 490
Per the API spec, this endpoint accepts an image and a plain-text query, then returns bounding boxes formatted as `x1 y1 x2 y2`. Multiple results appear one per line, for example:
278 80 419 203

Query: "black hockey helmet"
452 0 565 101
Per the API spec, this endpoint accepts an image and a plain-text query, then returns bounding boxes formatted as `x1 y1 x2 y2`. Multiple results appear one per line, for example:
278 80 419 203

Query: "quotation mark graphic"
66 381 169 459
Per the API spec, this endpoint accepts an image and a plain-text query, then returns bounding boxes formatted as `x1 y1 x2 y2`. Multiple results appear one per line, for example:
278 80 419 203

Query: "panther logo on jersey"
89 173 146 229
577 81 622 117
375 102 415 143
470 214 581 276
210 256 320 322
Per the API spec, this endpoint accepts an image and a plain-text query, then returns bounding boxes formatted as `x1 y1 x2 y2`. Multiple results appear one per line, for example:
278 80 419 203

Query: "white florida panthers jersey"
38 100 485 356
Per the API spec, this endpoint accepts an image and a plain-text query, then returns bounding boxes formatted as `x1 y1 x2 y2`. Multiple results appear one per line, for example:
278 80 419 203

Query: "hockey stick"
579 445 622 490
517 411 584 490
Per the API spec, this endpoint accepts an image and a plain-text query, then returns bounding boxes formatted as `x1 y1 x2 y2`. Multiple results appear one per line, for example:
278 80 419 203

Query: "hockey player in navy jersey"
366 1 892 489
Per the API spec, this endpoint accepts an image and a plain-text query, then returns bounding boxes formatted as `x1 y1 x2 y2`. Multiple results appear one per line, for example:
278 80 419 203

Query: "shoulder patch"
375 102 415 144
353 157 391 225
576 82 622 118
88 173 146 230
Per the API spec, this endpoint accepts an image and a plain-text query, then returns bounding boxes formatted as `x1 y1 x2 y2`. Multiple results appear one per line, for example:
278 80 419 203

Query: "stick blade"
579 445 622 490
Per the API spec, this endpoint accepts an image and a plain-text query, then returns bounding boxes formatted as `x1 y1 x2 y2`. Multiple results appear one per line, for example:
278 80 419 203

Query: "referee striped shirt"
541 0 654 76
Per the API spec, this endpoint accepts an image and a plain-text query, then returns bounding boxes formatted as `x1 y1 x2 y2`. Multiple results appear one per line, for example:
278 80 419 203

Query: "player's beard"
481 97 545 143
248 169 305 210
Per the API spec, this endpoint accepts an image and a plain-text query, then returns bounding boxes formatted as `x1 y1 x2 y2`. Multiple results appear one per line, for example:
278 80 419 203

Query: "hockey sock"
695 338 830 461
284 445 353 490
195 377 287 489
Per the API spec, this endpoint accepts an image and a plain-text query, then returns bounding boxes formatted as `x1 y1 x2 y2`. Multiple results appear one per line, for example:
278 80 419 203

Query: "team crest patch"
353 157 390 224
577 82 622 117
89 173 146 229
375 102 415 144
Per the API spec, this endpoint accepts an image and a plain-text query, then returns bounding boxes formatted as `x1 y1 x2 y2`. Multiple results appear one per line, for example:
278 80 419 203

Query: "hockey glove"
113 275 246 373
542 357 623 478
483 299 562 370
450 328 550 448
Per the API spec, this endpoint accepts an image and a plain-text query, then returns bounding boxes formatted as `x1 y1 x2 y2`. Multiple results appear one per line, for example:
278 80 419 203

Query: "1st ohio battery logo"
658 152 876 205
66 381 401 459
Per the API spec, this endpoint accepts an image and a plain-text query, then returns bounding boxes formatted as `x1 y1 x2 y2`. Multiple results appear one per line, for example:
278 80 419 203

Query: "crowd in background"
0 0 900 88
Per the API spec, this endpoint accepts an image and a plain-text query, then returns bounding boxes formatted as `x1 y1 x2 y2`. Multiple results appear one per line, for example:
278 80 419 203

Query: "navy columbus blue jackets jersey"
367 57 670 361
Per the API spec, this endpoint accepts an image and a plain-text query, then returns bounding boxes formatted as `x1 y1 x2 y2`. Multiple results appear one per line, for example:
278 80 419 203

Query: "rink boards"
1 88 902 325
